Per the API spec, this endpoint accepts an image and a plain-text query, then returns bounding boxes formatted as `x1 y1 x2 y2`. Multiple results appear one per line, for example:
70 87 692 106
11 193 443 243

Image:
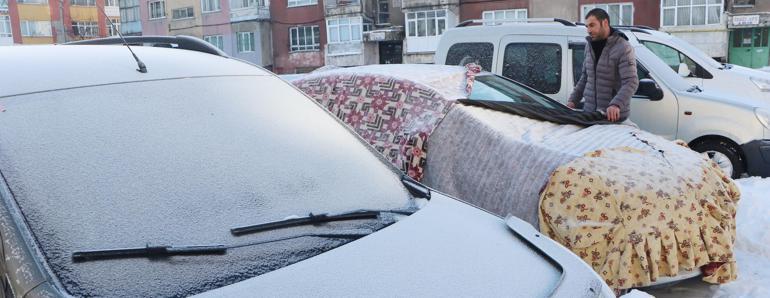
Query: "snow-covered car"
0 42 614 297
292 64 741 291
434 20 770 179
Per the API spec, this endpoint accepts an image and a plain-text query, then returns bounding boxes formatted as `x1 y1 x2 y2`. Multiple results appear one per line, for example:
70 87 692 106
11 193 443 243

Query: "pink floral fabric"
294 74 454 180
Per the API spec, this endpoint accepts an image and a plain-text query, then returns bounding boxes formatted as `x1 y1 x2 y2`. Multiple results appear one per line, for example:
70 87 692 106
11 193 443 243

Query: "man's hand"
566 102 576 109
606 105 620 122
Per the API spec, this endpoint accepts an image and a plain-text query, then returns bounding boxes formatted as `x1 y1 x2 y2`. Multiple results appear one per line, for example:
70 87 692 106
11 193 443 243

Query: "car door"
496 35 569 103
628 62 679 140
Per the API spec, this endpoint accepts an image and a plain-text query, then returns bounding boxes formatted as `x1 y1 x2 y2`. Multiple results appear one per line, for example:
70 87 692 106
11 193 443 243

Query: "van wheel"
690 139 745 179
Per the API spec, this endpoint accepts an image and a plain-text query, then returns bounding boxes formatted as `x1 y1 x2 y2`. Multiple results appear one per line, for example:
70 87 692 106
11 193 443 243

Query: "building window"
0 15 11 37
204 35 224 50
288 0 316 8
20 20 52 36
0 0 8 11
237 31 254 52
70 0 95 6
72 21 98 37
231 0 264 10
290 25 320 52
502 43 562 94
106 19 120 36
201 0 220 12
120 1 141 23
377 0 389 24
581 3 632 26
327 17 363 43
406 9 446 37
17 0 48 4
149 1 166 19
733 0 754 7
172 7 194 19
105 0 118 6
662 0 722 27
481 9 527 25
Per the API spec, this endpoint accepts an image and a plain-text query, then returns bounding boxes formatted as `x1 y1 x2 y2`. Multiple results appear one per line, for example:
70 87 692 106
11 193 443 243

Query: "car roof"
442 23 588 39
0 45 271 98
299 64 472 100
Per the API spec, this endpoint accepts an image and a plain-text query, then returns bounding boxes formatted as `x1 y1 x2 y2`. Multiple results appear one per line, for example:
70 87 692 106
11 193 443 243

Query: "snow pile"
715 177 770 297
621 289 655 298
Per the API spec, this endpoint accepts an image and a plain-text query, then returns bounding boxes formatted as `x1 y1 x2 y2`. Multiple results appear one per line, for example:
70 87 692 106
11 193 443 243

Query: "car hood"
193 192 612 297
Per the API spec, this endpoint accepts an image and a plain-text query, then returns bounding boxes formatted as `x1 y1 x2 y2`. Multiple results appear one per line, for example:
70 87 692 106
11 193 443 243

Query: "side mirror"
678 62 691 77
636 79 664 101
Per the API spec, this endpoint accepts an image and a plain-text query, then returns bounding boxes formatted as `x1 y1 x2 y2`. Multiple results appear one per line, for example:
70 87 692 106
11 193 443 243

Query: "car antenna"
96 6 147 73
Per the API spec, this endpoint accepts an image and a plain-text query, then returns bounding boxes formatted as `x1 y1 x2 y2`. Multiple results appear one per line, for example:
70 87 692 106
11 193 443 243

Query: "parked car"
291 64 740 291
624 26 770 101
435 20 770 178
0 41 613 297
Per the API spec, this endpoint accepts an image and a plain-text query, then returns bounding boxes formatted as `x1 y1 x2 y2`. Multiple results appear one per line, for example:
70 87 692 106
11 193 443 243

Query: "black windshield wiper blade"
72 244 227 262
230 209 415 236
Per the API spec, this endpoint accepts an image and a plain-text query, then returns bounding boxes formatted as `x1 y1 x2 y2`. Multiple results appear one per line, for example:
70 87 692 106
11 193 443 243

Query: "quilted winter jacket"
569 29 639 121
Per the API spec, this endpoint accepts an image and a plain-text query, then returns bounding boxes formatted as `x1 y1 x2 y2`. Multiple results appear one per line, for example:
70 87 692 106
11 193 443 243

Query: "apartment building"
727 0 770 68
0 0 119 45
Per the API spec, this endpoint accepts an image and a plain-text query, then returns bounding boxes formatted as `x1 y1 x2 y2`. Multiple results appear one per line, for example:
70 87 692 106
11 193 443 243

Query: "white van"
435 20 770 178
625 26 770 102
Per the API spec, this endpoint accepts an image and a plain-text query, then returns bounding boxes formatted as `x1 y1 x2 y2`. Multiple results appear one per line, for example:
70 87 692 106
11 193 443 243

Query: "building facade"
270 0 325 73
727 0 770 68
0 0 119 45
658 0 729 61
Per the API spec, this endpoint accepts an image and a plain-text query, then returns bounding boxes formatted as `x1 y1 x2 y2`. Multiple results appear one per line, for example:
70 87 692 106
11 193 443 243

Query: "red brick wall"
270 0 326 74
459 0 529 21
578 0 660 29
8 0 22 43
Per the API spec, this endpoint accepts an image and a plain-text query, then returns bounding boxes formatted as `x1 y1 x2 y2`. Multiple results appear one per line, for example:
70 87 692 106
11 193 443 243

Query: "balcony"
325 0 362 17
230 0 269 22
401 0 457 10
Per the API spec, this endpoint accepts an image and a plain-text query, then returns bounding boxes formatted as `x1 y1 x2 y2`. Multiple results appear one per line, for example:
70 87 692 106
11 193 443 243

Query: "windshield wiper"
687 85 702 93
72 230 373 263
230 208 416 236
72 244 227 262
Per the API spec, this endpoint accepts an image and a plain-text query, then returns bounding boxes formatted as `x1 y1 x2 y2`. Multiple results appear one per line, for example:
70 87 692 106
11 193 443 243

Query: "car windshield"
0 75 412 297
666 34 723 69
468 74 567 110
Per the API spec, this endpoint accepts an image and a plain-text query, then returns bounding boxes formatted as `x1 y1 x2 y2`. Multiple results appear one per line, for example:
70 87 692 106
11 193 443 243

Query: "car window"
445 42 494 71
0 76 411 297
642 41 704 78
502 43 562 94
570 43 585 86
469 74 564 110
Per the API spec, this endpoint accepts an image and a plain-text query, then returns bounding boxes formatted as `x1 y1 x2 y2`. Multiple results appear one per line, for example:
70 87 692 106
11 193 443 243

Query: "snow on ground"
625 177 770 298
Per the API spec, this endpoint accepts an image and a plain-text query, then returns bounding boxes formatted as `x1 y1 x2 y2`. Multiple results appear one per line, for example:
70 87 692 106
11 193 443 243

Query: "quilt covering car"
291 64 739 290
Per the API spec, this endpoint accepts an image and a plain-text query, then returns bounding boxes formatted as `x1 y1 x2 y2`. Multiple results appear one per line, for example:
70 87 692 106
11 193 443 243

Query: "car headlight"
751 77 770 92
756 108 770 129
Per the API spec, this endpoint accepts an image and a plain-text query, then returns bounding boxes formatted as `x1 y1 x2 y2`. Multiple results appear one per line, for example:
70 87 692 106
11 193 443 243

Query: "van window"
445 42 494 71
569 43 585 86
642 41 712 79
502 43 561 94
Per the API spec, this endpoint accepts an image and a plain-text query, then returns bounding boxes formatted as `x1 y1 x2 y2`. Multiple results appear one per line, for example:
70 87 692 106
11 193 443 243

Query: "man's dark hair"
585 8 610 23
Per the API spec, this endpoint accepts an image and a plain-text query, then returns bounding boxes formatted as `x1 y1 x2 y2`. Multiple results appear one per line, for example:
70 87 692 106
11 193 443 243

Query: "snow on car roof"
0 45 272 98
300 64 470 100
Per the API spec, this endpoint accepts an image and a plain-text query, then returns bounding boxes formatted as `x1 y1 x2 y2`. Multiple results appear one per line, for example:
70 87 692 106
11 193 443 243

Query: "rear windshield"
0 76 411 297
